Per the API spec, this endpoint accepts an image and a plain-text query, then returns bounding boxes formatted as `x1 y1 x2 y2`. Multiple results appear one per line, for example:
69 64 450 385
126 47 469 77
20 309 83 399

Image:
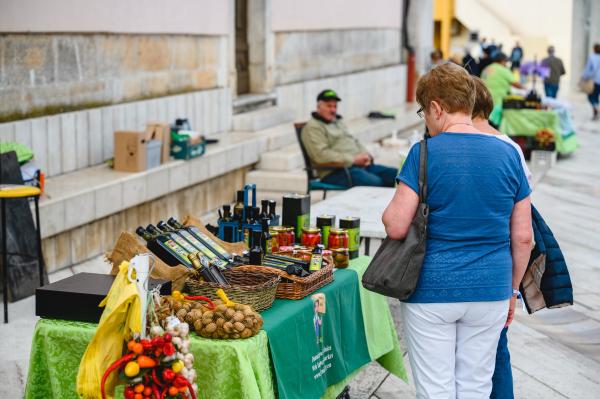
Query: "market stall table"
25 257 405 399
500 108 578 154
310 187 395 255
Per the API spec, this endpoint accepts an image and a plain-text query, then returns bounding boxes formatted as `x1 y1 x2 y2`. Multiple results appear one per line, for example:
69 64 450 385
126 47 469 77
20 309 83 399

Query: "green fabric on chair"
0 142 34 164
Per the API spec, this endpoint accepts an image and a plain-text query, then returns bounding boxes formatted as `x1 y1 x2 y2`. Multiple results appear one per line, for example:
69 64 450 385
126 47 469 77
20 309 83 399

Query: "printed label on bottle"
170 233 196 253
193 228 230 257
309 254 323 271
346 227 360 252
296 213 310 242
266 237 273 254
179 230 217 259
322 226 331 249
163 239 192 266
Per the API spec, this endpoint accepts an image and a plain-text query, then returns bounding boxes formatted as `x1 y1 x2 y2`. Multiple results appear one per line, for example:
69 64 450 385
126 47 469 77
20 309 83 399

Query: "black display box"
36 273 171 323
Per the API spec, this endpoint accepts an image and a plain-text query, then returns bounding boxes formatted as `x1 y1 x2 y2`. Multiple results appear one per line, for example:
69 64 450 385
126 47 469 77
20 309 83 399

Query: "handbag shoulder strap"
418 139 428 203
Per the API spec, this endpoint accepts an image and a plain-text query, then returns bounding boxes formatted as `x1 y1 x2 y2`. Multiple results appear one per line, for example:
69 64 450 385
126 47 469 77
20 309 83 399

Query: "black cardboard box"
36 273 171 323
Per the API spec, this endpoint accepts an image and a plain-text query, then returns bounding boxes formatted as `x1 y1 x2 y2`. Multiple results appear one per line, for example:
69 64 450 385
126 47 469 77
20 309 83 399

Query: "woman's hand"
505 296 517 327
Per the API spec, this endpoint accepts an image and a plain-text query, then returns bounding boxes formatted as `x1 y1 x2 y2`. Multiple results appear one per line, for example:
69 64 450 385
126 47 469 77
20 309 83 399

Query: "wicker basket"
184 268 280 312
236 259 334 300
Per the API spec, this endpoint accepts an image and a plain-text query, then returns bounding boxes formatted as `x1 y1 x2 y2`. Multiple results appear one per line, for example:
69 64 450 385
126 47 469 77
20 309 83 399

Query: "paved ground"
1 93 598 398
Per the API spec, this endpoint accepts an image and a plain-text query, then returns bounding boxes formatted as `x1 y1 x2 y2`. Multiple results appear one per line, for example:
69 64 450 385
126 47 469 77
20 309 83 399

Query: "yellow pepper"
124 361 140 377
171 360 184 373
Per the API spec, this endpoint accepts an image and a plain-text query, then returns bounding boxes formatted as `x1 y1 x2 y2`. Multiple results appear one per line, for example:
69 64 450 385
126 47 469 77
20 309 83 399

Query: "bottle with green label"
147 224 197 257
309 245 324 272
339 217 360 259
317 215 336 249
167 217 232 262
157 221 228 269
136 226 192 267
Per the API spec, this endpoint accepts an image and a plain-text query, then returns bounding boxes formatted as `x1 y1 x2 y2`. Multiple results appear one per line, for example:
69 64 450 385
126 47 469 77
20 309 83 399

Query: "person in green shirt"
481 53 523 126
300 89 397 188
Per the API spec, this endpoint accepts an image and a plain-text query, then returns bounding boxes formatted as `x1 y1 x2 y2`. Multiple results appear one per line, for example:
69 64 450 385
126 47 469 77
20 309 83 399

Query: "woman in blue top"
382 63 533 398
582 43 600 120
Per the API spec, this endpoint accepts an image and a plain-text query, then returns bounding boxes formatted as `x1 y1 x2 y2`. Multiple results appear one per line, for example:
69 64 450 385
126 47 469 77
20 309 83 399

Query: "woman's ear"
431 101 443 120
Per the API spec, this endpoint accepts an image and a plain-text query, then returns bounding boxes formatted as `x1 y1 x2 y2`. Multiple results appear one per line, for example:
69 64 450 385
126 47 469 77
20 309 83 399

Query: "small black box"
35 273 171 323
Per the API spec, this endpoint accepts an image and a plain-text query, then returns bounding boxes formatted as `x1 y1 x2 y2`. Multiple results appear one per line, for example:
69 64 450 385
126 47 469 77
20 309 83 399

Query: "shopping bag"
361 140 429 300
578 78 594 94
76 261 142 399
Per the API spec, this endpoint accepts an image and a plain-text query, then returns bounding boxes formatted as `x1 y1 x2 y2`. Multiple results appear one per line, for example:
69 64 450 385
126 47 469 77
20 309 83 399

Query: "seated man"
300 90 397 188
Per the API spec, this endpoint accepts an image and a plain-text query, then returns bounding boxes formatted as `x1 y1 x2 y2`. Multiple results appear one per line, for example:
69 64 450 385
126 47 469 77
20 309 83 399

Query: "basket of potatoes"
155 295 263 340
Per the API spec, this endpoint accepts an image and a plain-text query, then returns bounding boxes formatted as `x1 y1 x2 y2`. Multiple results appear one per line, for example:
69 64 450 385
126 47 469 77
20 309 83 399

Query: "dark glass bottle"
260 200 269 219
233 190 245 221
136 225 192 267
188 252 229 286
157 221 227 268
167 217 232 262
268 200 277 220
309 244 324 272
147 224 197 257
249 230 264 265
260 217 272 254
221 204 234 242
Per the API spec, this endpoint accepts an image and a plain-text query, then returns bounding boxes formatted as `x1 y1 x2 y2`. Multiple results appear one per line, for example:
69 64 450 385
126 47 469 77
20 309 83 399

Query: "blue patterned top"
396 133 531 303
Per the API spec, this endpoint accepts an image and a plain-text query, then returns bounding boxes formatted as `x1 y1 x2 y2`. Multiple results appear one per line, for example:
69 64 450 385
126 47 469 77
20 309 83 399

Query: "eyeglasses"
417 107 424 119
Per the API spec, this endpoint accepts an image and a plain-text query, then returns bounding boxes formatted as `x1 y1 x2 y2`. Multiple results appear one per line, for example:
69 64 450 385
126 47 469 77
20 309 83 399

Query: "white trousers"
401 300 509 399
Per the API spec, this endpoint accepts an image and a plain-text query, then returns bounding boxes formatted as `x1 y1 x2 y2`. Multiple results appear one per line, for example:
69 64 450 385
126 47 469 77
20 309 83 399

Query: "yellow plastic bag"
76 261 142 399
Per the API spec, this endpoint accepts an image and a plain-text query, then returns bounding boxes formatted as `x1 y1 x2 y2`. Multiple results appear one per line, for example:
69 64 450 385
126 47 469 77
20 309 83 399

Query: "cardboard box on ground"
107 216 246 291
113 123 171 172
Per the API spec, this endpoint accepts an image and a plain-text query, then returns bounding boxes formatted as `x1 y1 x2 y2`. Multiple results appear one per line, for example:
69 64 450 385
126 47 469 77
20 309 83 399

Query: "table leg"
2 199 8 323
365 237 371 256
34 196 44 287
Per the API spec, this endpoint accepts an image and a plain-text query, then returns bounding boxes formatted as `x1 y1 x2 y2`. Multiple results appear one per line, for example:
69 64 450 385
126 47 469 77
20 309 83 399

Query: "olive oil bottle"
167 217 232 262
136 226 192 267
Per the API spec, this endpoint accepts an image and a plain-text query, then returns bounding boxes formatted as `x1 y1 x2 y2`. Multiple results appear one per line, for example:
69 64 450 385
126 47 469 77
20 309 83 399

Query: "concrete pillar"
570 0 600 89
248 0 274 93
408 0 434 77
227 0 238 97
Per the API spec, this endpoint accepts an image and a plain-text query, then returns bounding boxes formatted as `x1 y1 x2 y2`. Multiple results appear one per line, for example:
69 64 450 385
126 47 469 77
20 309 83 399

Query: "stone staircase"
245 103 422 195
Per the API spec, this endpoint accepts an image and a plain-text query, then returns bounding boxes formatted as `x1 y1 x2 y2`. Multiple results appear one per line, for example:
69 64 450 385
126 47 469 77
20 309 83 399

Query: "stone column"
407 0 434 77
248 0 274 94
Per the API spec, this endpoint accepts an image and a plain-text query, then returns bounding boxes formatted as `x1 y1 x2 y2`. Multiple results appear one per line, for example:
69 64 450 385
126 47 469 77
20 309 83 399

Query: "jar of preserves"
328 228 349 250
332 248 350 268
272 226 295 248
301 227 322 247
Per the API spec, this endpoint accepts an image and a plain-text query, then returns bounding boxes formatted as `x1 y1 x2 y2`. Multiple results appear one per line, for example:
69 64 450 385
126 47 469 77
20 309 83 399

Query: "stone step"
232 92 277 114
257 143 304 171
232 106 294 132
245 169 307 194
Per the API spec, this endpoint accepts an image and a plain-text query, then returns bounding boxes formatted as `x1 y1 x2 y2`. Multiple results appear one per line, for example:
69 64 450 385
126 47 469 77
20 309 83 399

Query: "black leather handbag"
361 139 429 300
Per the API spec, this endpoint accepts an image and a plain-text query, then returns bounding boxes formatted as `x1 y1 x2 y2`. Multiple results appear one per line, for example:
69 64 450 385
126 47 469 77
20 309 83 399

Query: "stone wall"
273 29 401 85
0 33 228 122
41 167 247 272
276 65 406 122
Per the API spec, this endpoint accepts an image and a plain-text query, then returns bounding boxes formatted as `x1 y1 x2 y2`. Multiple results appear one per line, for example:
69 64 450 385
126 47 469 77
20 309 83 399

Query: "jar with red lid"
273 226 295 248
301 227 322 247
328 228 349 250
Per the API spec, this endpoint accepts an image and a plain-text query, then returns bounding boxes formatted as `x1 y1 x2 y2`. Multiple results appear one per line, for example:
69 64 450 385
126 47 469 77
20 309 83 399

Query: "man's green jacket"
301 113 366 177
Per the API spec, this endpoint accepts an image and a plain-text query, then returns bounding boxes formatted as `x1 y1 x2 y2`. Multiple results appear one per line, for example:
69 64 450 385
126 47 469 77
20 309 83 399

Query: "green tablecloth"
25 257 405 399
500 109 578 154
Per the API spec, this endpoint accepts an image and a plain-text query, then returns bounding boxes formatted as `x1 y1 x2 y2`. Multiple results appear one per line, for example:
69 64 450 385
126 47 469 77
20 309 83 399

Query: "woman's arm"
506 195 533 326
382 182 420 240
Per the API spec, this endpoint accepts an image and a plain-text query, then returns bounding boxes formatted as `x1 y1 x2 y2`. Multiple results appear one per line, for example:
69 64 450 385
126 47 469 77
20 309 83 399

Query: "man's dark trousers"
321 164 397 188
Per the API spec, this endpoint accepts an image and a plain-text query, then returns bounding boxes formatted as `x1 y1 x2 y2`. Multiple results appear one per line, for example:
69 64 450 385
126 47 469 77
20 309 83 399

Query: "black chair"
294 122 352 199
